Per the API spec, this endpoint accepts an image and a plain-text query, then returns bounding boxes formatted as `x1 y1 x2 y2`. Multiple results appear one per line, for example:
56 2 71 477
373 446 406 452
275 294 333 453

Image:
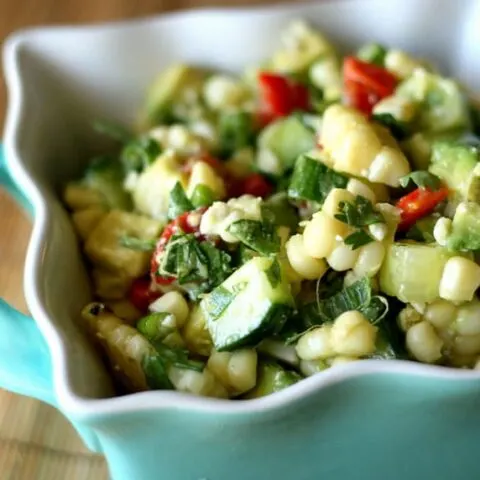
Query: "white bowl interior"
4 0 480 411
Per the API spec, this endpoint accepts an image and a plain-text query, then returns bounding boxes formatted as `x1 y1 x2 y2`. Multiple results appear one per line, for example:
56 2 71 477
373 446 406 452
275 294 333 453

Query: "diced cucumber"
401 131 466 170
429 141 480 203
356 43 387 66
218 111 256 158
405 214 439 243
201 257 294 351
257 116 316 176
137 312 173 342
396 69 470 134
379 242 456 303
270 20 336 74
82 155 132 210
141 64 207 128
190 184 215 208
446 202 480 251
242 361 301 399
288 154 349 204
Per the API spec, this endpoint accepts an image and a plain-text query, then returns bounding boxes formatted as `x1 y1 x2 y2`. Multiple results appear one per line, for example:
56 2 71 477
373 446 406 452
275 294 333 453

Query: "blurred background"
0 1 289 478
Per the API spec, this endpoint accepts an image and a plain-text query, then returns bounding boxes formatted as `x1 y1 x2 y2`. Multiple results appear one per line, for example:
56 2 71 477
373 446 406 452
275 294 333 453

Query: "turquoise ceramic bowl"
2 1 480 478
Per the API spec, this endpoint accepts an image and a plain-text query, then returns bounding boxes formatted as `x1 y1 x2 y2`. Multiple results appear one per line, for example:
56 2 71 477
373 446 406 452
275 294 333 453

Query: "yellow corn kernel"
286 234 328 280
406 321 443 363
187 161 226 200
296 325 335 360
327 241 360 272
302 212 338 259
322 188 355 218
353 241 385 277
439 257 480 302
330 310 377 357
346 178 376 203
424 299 456 331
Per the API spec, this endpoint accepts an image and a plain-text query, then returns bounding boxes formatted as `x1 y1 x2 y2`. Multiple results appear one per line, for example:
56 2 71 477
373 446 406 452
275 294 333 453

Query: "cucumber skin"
214 304 293 352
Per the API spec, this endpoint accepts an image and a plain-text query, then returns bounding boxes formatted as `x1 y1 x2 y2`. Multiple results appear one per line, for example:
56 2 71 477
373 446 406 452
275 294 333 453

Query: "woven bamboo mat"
0 390 108 480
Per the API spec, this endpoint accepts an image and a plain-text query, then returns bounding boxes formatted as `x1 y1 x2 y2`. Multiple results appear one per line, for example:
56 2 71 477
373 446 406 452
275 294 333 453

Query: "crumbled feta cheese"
199 195 262 242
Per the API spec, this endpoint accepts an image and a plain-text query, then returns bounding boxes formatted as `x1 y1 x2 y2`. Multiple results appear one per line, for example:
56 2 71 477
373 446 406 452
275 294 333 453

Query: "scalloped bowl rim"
3 1 480 419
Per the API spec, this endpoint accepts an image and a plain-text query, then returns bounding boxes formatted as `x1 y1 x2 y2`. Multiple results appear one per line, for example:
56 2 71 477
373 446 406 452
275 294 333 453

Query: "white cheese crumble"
199 195 262 243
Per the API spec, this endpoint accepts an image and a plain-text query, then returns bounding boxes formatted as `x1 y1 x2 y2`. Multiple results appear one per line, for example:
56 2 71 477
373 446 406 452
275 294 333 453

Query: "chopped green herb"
284 277 388 343
158 234 233 299
227 220 280 256
153 343 205 372
315 277 384 325
218 111 256 158
142 354 173 389
399 171 441 190
335 195 385 228
167 182 194 220
316 270 345 300
119 235 157 251
200 241 234 291
344 230 375 250
120 137 161 172
137 312 173 341
288 154 349 204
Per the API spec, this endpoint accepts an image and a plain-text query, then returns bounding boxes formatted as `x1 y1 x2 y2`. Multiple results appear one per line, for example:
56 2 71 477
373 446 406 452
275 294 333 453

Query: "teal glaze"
0 147 101 453
0 145 32 215
0 299 56 406
84 374 480 480
3 148 480 480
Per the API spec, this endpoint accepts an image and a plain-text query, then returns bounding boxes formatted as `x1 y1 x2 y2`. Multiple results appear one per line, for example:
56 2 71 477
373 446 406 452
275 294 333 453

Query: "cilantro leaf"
334 195 385 228
200 241 234 289
284 278 388 344
167 182 194 220
153 343 205 372
399 171 441 190
119 236 157 251
227 219 280 255
120 137 161 172
158 234 233 300
288 154 349 205
142 344 205 391
142 354 174 389
218 111 256 158
344 230 374 250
